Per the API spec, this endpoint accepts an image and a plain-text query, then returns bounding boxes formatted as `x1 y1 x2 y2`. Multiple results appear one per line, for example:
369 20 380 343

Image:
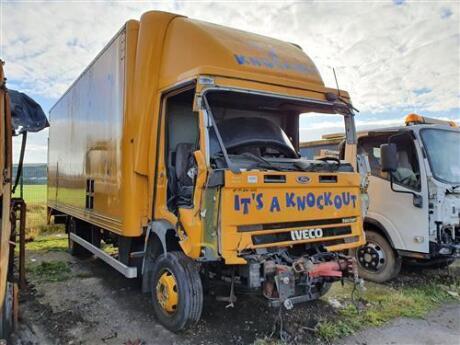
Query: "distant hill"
12 163 47 185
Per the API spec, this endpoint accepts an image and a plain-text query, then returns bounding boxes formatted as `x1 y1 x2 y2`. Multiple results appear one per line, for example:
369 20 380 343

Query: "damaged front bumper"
262 253 359 309
433 224 460 258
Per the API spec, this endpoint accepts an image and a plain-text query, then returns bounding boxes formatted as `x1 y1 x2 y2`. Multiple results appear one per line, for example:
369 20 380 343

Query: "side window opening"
358 133 421 191
358 135 389 178
391 134 421 191
164 88 199 212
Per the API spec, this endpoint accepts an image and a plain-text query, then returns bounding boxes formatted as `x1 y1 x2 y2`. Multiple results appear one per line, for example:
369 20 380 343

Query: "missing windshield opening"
204 89 355 173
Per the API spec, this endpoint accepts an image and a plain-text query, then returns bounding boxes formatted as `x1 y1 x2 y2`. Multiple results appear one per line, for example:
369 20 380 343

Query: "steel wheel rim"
156 269 179 314
357 241 386 272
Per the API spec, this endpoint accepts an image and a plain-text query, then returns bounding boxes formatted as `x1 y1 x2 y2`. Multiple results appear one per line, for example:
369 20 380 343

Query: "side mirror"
380 143 397 173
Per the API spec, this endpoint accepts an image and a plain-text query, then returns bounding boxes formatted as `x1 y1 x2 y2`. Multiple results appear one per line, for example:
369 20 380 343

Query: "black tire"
150 252 203 332
67 218 91 257
0 282 14 340
352 230 401 283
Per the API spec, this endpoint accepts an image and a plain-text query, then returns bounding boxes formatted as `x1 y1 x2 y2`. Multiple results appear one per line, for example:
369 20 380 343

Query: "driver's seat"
175 143 195 206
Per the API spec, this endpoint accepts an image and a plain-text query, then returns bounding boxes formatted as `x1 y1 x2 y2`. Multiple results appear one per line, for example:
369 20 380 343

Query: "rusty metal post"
18 200 26 289
11 198 26 289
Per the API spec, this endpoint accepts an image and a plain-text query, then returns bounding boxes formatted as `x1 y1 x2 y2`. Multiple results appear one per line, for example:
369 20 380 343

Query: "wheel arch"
364 217 396 249
142 220 180 293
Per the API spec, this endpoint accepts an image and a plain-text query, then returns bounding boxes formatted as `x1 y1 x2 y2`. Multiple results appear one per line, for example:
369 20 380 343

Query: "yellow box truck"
48 11 366 331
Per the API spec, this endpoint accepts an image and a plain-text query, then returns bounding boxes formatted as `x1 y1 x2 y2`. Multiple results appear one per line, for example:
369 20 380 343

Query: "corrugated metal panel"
48 28 126 229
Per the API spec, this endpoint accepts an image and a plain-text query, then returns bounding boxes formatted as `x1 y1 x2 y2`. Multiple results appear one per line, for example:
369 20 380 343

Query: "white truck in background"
300 114 460 282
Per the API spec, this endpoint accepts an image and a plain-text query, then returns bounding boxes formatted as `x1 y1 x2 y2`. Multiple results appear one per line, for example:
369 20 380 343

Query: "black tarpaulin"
9 89 49 134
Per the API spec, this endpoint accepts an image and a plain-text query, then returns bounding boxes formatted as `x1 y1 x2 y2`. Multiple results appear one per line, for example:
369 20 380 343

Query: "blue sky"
1 0 459 163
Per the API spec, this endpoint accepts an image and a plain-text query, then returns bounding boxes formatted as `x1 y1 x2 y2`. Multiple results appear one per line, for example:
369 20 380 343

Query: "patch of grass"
25 235 68 252
317 278 460 342
101 243 118 255
20 202 64 240
27 260 71 282
13 184 47 204
12 186 64 239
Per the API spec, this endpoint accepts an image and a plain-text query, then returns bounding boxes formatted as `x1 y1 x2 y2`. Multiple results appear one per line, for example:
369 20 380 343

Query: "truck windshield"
420 128 460 184
204 89 354 172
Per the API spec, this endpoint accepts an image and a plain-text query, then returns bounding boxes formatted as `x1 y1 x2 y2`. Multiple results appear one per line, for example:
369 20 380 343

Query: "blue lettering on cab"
233 191 358 214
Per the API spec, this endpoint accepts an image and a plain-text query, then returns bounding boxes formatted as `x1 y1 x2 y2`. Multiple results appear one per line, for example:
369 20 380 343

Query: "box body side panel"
48 30 126 232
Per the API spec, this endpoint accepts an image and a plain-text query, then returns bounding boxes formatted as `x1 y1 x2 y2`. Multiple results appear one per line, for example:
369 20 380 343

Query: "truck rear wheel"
150 251 203 332
353 230 401 283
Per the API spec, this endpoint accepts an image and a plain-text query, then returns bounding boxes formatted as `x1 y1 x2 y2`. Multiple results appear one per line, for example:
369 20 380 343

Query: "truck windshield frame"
201 88 356 171
419 128 460 185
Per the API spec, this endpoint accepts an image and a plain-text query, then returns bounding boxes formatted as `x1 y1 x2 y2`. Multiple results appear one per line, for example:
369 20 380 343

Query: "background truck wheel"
67 218 92 257
150 251 203 332
353 230 401 283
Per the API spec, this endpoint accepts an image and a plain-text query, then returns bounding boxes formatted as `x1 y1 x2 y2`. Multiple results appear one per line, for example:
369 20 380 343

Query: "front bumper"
434 242 460 258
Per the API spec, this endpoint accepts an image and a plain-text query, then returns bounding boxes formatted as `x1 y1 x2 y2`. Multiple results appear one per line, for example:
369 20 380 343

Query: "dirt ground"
10 239 460 345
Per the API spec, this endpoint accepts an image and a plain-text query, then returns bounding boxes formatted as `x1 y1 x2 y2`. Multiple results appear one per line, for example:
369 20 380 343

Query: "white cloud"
12 129 48 164
2 1 459 112
1 1 459 163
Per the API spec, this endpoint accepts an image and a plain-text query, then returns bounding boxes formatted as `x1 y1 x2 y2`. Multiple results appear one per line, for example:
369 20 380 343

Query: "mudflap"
264 253 359 309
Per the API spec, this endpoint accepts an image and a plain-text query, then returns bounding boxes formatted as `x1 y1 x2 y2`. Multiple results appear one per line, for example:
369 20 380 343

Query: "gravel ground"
10 247 460 345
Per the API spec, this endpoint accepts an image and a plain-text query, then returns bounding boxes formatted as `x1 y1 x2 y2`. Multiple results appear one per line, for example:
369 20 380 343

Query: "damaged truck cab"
48 11 366 331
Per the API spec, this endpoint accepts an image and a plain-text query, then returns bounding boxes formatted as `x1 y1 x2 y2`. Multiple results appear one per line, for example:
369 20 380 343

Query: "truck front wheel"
150 252 203 332
353 230 401 283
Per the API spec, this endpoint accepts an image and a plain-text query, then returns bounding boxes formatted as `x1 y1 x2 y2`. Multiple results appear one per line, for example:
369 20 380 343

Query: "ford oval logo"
296 176 311 184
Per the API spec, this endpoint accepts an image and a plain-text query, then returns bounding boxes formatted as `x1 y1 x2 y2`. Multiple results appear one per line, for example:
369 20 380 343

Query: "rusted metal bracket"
11 198 26 289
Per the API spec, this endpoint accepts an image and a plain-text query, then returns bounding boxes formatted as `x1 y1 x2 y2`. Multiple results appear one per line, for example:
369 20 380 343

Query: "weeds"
24 203 64 240
25 235 68 252
27 261 72 282
317 278 460 342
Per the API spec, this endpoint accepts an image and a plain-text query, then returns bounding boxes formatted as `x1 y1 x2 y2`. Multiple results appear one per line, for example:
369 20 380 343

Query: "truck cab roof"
157 12 328 91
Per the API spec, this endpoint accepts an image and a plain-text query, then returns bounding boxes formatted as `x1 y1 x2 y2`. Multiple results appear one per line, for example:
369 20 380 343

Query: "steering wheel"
317 156 341 165
398 172 419 187
229 141 298 159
